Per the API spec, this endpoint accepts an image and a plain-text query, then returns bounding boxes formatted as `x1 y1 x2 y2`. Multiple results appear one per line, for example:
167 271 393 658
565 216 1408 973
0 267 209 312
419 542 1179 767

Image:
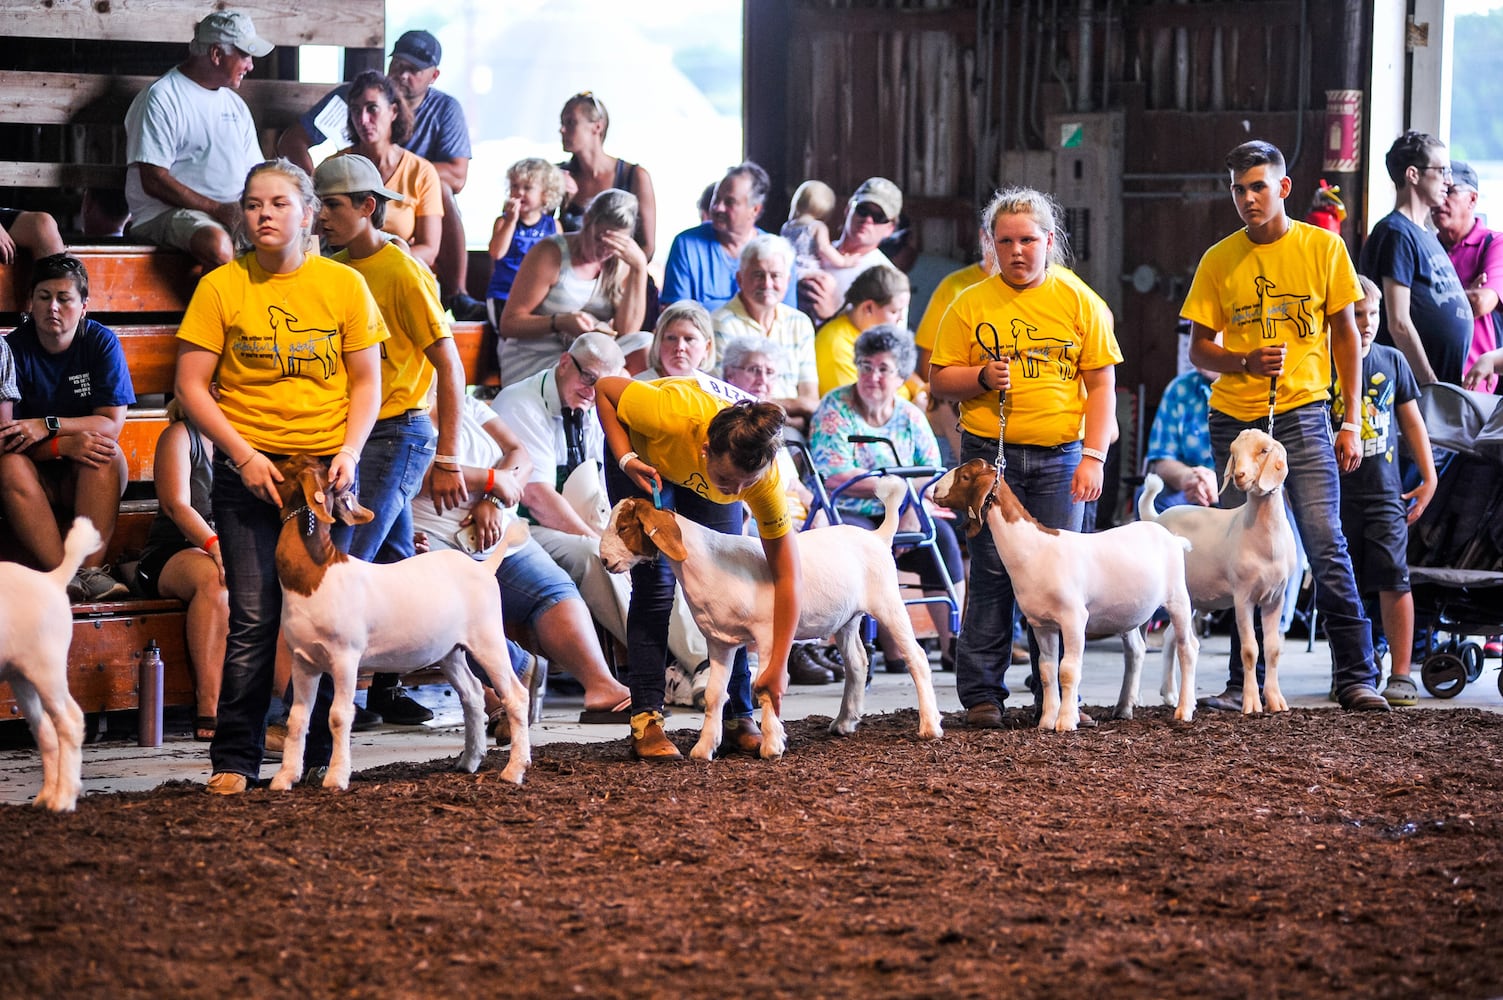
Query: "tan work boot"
207 772 248 795
721 716 763 756
630 711 682 762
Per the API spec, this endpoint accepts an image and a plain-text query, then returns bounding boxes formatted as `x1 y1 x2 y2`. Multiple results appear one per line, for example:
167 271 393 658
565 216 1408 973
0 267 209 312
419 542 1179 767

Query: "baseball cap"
850 177 902 221
390 29 441 70
194 11 273 58
1451 160 1479 192
314 154 405 203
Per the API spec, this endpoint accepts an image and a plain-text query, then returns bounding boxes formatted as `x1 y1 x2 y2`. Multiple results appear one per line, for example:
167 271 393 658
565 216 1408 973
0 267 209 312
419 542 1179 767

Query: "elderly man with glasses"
798 177 908 327
1358 131 1472 385
1431 160 1503 393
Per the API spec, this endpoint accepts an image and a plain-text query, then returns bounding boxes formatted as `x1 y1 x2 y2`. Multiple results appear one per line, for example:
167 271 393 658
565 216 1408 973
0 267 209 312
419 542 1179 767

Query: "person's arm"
275 122 317 176
1378 279 1438 385
813 222 864 270
423 336 469 513
135 164 239 229
1187 321 1286 376
1328 304 1364 473
175 345 283 504
332 345 381 491
433 159 469 194
595 375 660 494
488 198 523 261
797 269 841 325
929 357 1011 402
631 165 657 262
1070 365 1116 502
1395 398 1438 524
498 239 593 340
0 222 15 264
1147 457 1218 506
775 379 820 419
50 405 127 469
406 212 442 268
1463 346 1503 389
754 530 802 714
1464 273 1499 319
602 228 649 335
154 421 222 579
522 481 599 537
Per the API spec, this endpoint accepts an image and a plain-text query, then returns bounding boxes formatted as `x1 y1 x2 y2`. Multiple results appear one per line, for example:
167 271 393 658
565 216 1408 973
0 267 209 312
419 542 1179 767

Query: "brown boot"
630 711 682 761
721 717 764 757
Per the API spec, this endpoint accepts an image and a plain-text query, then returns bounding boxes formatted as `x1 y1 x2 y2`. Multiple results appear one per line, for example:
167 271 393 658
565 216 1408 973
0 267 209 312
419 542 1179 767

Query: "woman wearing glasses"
557 92 658 262
809 325 963 671
497 188 648 387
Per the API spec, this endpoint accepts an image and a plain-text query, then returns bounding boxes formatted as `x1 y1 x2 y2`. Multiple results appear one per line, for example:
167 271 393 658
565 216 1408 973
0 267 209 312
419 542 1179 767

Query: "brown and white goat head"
932 458 1000 537
600 498 687 572
274 454 375 529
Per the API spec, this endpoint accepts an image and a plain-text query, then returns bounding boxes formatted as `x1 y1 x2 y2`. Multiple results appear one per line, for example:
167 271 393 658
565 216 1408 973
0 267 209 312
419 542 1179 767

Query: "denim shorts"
1340 490 1411 594
496 537 580 627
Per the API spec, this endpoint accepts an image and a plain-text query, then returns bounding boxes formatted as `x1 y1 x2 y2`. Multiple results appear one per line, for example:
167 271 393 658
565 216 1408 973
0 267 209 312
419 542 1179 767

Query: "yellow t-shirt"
336 146 443 244
616 374 792 539
335 242 450 420
915 262 987 354
814 311 918 401
177 254 388 454
930 268 1121 445
1181 220 1361 422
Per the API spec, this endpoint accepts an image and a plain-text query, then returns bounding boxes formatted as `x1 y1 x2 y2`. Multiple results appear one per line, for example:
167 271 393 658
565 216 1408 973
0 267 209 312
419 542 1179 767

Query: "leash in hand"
974 321 1008 473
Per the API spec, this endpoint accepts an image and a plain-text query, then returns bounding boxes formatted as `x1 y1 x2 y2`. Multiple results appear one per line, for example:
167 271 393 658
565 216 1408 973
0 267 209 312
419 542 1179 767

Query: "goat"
599 476 943 760
1137 428 1298 714
933 460 1198 731
0 517 98 811
271 455 532 790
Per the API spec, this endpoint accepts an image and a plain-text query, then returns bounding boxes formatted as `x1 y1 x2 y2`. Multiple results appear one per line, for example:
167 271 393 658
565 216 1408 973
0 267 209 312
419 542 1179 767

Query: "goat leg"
691 644 736 761
1054 622 1086 732
1260 601 1289 713
437 650 488 774
1036 626 1064 731
829 620 868 738
1234 602 1265 715
324 659 360 790
271 667 320 791
1114 627 1146 720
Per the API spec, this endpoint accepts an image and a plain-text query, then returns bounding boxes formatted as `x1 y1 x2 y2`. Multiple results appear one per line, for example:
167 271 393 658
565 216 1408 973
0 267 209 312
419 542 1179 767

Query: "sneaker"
206 772 248 796
665 661 698 706
448 292 489 323
1380 674 1418 707
965 703 1005 729
690 660 710 710
367 683 434 725
68 565 130 603
263 722 287 760
630 711 682 761
1337 683 1392 712
1198 688 1245 712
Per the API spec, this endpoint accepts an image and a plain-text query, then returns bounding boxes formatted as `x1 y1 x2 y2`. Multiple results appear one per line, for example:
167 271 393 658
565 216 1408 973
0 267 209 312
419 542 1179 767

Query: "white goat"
0 517 98 811
1137 428 1298 714
271 455 532 790
933 459 1199 731
599 476 943 760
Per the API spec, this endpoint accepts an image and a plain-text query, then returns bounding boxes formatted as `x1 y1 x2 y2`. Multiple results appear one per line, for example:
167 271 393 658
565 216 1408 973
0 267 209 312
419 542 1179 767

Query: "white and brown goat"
933 459 1199 730
599 476 943 760
272 455 532 790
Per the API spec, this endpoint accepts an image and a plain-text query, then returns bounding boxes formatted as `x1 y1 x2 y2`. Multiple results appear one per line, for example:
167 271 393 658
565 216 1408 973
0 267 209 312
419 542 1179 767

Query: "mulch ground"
0 706 1499 999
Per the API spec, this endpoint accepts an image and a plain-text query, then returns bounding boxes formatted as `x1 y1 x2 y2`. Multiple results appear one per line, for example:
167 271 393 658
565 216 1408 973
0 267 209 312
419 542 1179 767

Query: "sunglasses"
853 202 890 225
570 91 606 119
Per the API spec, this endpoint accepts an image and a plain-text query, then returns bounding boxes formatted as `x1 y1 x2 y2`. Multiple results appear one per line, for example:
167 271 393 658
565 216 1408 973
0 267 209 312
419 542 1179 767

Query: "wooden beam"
0 0 384 49
0 71 334 128
0 161 124 190
0 249 200 316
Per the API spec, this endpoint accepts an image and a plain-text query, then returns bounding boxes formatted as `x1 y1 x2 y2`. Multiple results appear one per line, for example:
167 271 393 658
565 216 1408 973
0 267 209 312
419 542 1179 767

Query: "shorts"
127 208 226 253
495 537 579 628
1339 490 1410 594
134 539 194 598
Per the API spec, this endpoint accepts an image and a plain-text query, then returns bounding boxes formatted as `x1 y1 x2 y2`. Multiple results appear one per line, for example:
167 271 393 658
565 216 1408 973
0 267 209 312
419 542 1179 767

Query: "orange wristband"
50 437 60 459
485 468 496 493
202 534 218 551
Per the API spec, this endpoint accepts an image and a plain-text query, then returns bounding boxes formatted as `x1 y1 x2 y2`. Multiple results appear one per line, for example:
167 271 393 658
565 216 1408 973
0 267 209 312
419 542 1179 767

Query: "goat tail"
1176 536 1193 555
872 476 907 545
1137 474 1165 522
480 516 532 574
49 516 104 589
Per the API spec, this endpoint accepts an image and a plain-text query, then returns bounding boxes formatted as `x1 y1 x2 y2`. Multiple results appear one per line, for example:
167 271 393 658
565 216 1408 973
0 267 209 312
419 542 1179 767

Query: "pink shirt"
1443 219 1503 391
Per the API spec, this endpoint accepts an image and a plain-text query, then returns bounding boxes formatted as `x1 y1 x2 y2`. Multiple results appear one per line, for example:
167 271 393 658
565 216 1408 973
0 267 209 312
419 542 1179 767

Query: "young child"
486 158 566 325
780 180 863 274
1333 274 1438 706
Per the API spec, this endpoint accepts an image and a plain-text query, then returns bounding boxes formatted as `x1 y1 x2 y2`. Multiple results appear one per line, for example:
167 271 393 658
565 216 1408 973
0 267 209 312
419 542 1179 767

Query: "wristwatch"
44 416 60 438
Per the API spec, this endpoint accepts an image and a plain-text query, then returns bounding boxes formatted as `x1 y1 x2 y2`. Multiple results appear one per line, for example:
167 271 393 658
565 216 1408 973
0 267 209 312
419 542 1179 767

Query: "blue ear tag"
651 482 662 510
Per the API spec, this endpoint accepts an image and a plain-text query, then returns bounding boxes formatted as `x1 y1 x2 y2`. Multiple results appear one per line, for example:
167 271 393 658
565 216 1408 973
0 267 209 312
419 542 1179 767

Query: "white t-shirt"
492 366 605 490
822 246 908 328
409 396 517 558
124 66 262 226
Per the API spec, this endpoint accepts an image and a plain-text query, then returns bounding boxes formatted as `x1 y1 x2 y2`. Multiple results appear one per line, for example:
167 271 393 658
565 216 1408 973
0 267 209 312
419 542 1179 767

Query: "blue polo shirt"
660 223 799 312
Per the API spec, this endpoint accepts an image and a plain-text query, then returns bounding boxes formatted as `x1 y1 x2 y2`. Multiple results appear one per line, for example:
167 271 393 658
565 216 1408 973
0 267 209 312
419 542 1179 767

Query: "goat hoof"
1112 706 1134 721
760 737 786 760
689 740 717 762
1174 708 1195 723
918 716 943 741
499 763 527 786
269 773 295 792
828 717 858 737
456 752 483 773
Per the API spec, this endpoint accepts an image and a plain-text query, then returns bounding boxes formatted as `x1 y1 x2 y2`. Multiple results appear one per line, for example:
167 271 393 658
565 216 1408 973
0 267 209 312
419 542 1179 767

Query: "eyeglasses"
856 360 900 379
852 202 890 224
1421 164 1453 179
568 352 602 387
728 364 778 379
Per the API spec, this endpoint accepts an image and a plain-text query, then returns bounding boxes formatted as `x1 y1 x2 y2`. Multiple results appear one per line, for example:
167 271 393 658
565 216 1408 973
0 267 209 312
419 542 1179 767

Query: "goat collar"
975 472 1001 526
281 503 312 525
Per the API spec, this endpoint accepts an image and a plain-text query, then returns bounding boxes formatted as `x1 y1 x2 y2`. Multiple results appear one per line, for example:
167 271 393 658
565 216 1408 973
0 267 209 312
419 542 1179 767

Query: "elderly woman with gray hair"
809 324 964 671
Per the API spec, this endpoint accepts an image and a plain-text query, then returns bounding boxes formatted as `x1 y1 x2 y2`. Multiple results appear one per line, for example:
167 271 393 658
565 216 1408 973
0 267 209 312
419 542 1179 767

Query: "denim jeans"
954 432 1083 709
605 459 753 718
1210 403 1376 693
209 452 335 778
349 410 437 563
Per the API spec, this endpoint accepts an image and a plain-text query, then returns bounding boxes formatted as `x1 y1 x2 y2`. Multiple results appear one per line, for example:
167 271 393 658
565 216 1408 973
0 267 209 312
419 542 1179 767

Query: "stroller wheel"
1421 652 1469 699
1460 642 1485 683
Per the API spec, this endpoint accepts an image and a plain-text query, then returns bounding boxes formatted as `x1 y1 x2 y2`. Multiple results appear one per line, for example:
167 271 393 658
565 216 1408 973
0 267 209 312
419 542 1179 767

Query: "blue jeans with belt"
605 460 754 719
209 452 336 779
954 432 1083 710
348 410 437 563
1210 403 1376 694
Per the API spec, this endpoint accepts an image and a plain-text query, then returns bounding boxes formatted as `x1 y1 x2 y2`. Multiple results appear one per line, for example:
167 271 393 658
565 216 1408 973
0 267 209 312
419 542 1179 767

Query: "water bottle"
138 640 163 748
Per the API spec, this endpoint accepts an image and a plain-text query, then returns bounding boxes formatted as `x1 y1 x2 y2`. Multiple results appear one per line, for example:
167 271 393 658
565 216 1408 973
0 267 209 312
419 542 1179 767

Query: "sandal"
1382 673 1419 707
194 715 216 742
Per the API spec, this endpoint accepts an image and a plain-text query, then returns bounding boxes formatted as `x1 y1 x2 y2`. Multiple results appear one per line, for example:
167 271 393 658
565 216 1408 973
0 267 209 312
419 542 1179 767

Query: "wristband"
433 454 461 467
337 445 360 464
618 450 639 473
976 366 991 392
233 451 258 470
485 468 496 493
202 534 218 551
1339 421 1361 435
50 437 60 459
1080 446 1108 463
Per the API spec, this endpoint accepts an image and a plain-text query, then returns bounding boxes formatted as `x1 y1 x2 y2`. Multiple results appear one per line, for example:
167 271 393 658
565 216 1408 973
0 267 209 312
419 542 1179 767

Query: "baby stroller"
1407 384 1503 698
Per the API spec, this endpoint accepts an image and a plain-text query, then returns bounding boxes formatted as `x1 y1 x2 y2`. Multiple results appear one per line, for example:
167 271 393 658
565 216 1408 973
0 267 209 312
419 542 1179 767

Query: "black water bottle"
138 640 163 748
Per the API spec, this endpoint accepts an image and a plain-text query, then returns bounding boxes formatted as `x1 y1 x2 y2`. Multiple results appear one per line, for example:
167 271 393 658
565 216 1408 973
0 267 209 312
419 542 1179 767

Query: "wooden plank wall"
0 0 382 47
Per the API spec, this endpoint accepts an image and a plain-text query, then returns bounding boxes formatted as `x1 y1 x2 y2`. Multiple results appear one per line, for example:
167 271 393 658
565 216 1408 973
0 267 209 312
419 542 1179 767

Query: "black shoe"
449 292 489 322
788 644 835 685
352 705 382 731
1198 688 1245 712
367 684 434 725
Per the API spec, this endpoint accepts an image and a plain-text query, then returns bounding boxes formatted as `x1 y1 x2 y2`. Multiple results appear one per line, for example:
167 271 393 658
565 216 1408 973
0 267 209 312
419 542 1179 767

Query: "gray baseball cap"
194 11 273 58
1451 160 1480 192
313 154 405 203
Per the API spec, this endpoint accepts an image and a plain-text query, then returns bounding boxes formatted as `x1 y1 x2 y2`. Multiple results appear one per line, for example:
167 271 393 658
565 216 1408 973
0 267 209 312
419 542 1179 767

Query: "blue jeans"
1210 404 1375 693
605 459 753 719
209 452 335 778
349 410 437 563
954 432 1083 709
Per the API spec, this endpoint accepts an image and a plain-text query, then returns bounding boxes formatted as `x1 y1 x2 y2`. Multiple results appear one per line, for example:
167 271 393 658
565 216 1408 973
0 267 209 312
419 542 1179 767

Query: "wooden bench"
0 246 494 721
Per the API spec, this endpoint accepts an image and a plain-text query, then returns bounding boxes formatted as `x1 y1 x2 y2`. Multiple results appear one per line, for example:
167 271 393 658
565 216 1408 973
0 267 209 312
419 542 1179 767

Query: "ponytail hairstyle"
843 264 910 312
706 400 786 475
582 187 639 304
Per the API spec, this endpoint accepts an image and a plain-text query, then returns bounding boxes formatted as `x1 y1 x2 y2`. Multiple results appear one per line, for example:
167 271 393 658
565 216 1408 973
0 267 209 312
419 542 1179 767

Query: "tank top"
498 235 615 387
143 420 212 552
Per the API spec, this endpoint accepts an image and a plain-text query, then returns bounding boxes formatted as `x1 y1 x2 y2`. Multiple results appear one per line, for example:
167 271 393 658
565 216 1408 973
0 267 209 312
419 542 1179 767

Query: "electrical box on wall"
1047 111 1124 318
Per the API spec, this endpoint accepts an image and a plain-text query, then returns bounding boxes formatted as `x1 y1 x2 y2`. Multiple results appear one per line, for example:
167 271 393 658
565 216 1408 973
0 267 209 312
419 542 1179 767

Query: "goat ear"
332 486 375 526
1220 454 1234 496
643 508 687 562
299 470 336 523
1257 444 1288 494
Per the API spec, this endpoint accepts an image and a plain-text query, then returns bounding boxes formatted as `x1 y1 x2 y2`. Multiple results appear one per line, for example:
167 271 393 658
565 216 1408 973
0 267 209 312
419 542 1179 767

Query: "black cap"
390 29 440 70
